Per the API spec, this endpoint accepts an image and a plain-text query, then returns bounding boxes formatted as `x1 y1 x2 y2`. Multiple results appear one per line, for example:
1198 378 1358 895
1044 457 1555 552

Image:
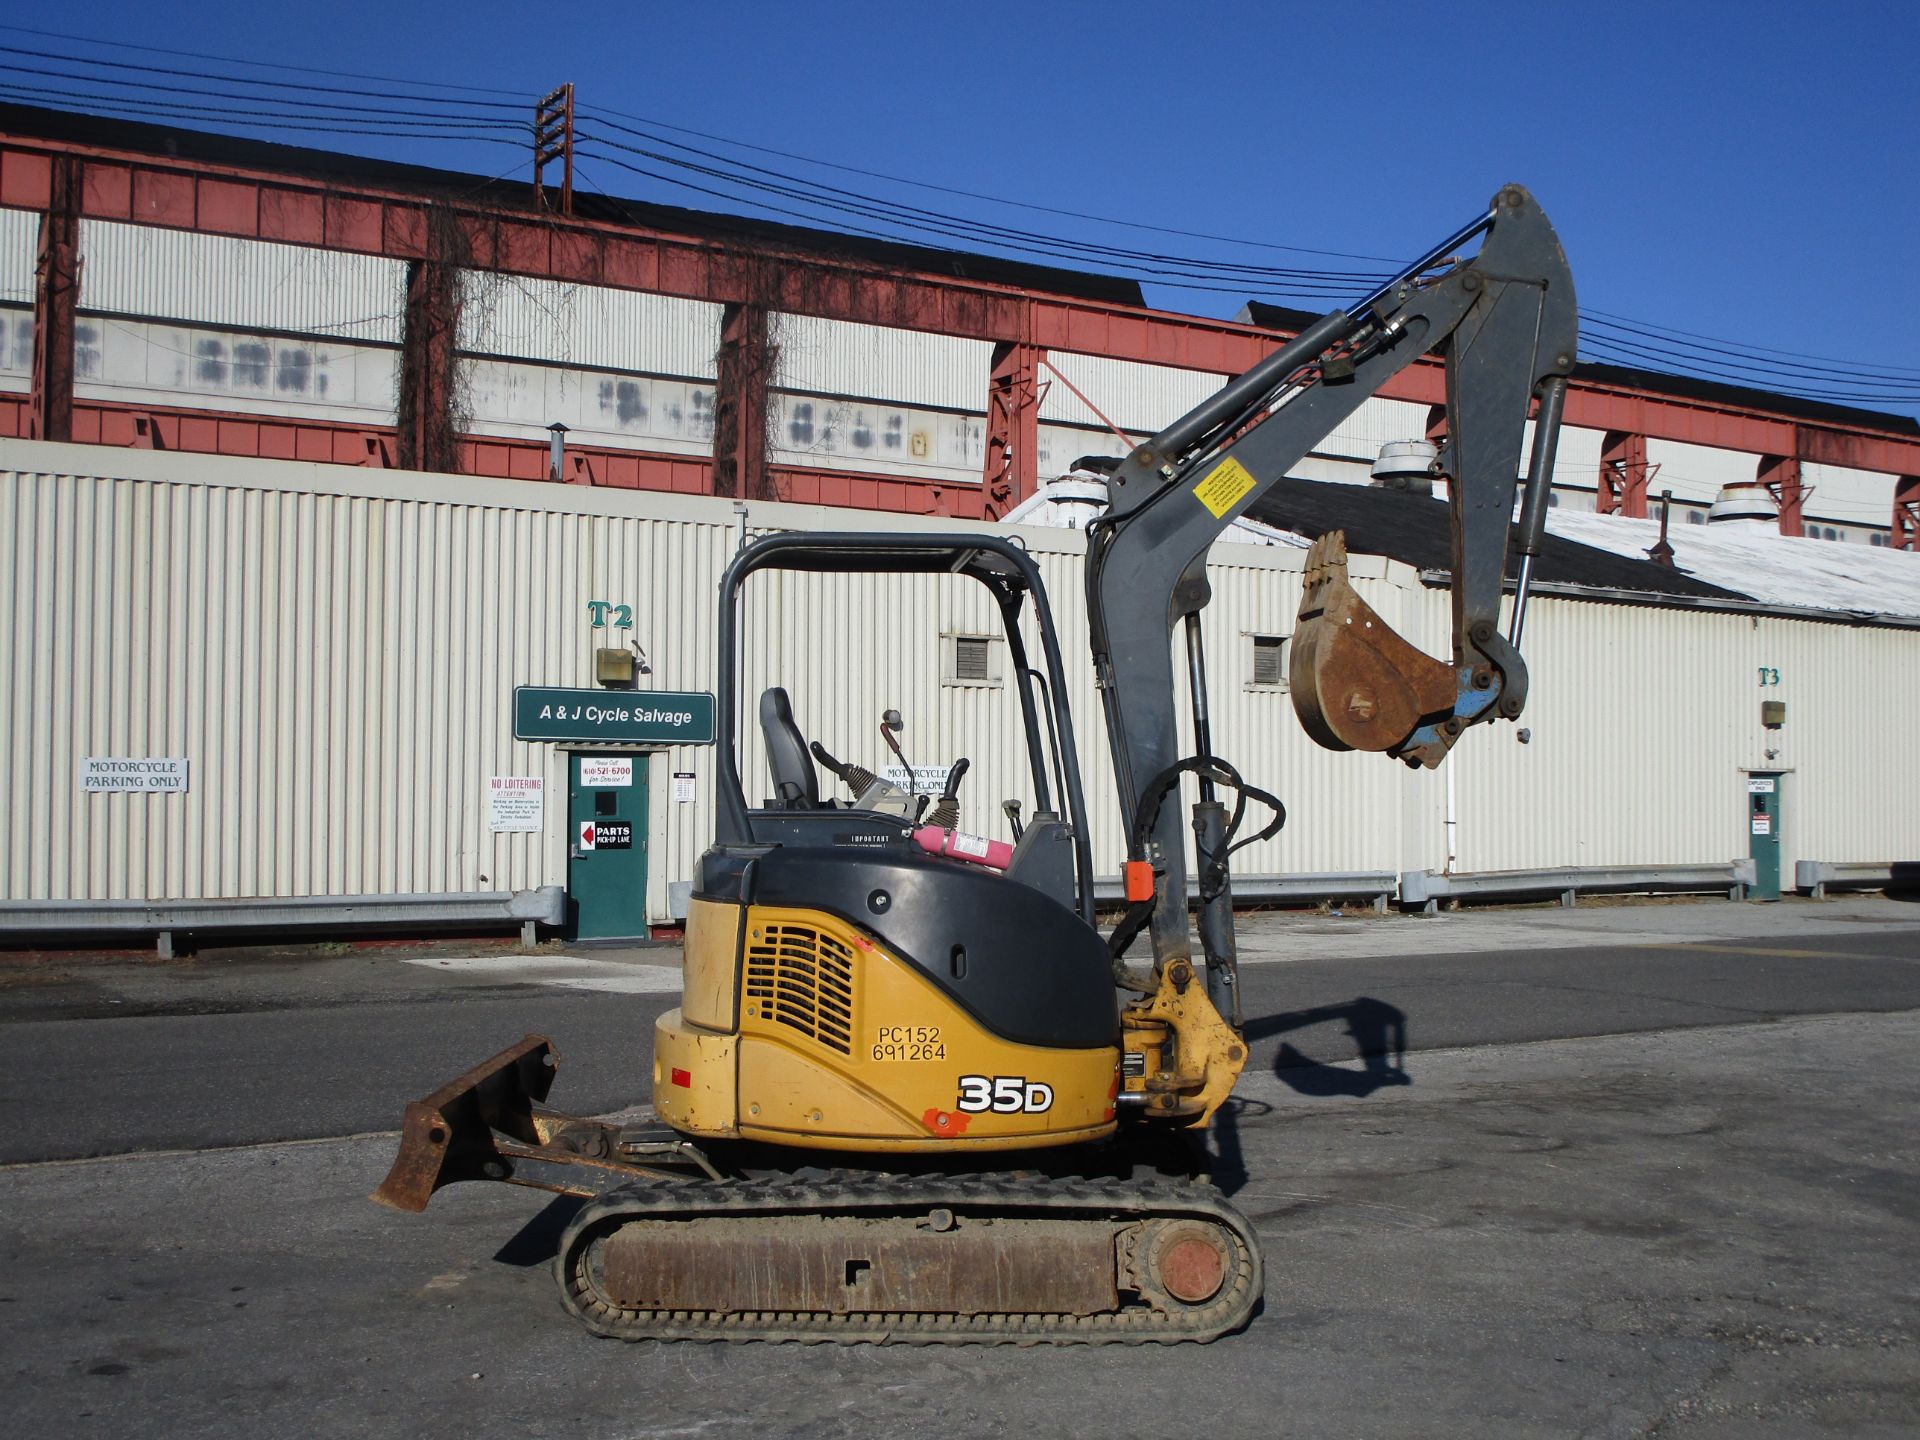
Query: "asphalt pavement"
2 895 1917 1437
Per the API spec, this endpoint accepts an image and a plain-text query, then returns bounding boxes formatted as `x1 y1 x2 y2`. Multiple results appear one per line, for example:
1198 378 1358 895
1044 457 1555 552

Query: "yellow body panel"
679 897 741 1031
651 1010 738 1135
653 901 1120 1153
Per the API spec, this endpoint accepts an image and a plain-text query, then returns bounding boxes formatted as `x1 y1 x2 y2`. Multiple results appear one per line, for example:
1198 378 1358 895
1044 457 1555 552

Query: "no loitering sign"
81 757 189 793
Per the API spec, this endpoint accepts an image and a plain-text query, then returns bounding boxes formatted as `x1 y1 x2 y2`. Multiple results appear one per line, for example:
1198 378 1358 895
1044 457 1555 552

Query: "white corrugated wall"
0 441 739 920
774 315 991 412
1039 352 1226 436
79 221 406 341
1450 595 1920 874
0 205 35 304
1 206 40 392
1645 437 1760 505
3 436 1913 921
460 273 721 379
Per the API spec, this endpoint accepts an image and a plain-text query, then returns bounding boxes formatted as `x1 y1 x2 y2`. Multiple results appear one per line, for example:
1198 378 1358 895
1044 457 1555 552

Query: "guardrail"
1399 862 1758 914
1092 871 1400 913
1794 861 1916 899
0 887 568 957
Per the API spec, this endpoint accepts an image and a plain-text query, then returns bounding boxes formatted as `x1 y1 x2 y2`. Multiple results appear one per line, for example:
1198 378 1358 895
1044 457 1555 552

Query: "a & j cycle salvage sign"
513 687 716 745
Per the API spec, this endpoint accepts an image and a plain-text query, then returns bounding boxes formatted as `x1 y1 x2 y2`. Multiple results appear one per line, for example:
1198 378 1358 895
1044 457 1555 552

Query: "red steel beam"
1758 454 1804 537
982 338 1041 518
2 131 1917 481
712 301 773 500
1895 476 1920 552
26 153 79 442
396 252 462 472
1597 431 1650 518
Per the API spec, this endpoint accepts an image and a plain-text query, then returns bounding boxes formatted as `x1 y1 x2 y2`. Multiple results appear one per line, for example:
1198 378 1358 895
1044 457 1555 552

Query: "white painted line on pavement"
542 971 684 994
399 954 683 994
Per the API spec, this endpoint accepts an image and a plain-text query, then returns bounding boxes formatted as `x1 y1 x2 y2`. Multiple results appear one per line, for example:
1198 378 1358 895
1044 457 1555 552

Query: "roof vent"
1707 481 1780 524
1372 440 1438 496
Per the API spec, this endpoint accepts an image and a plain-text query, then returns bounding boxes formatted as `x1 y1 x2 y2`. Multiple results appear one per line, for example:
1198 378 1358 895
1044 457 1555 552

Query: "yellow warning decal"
1194 456 1256 518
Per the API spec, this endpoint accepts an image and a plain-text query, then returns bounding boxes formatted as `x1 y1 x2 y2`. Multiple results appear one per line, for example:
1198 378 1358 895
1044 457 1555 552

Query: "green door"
1747 773 1782 902
568 753 650 938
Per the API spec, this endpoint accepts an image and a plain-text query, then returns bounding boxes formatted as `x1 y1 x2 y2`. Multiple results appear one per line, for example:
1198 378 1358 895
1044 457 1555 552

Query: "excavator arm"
1086 184 1576 1013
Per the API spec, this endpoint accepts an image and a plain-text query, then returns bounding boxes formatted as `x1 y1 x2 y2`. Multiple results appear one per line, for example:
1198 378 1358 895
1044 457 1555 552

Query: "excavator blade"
1290 531 1457 762
372 1034 558 1212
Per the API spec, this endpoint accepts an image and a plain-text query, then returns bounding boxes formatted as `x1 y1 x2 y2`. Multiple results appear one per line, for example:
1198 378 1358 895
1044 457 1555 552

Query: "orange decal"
922 1108 971 1136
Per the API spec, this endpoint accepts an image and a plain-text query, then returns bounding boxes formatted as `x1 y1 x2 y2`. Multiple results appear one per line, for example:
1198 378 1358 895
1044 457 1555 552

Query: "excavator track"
557 1171 1262 1345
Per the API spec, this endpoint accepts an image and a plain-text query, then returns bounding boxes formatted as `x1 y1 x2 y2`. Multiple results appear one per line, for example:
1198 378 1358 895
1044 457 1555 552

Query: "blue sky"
7 1 1917 412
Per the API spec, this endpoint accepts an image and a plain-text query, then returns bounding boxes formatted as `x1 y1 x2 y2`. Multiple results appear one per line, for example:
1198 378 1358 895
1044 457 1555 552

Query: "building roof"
1544 509 1920 621
0 102 1146 309
1011 470 1920 623
1241 477 1744 601
1237 300 1920 440
1010 471 1743 601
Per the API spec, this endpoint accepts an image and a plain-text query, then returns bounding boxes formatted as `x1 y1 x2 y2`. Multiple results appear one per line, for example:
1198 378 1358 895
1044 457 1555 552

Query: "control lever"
924 758 969 831
912 757 1012 871
809 740 878 797
879 709 912 774
1002 798 1024 842
877 708 924 813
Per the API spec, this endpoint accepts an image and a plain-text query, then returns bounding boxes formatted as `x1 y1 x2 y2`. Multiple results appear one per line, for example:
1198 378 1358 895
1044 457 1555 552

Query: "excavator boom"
1086 183 1577 997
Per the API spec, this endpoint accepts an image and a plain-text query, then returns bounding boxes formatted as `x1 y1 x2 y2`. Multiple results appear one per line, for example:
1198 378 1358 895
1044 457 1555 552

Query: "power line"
575 141 1372 305
1580 334 1920 405
3 29 1909 410
571 144 1379 299
0 86 528 149
578 110 1391 287
584 100 1404 266
0 22 520 100
1581 328 1920 397
1582 311 1912 380
0 45 528 114
0 53 526 124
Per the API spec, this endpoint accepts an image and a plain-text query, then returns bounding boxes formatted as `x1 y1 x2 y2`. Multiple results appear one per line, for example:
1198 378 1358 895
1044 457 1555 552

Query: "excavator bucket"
372 1034 558 1212
1290 531 1457 761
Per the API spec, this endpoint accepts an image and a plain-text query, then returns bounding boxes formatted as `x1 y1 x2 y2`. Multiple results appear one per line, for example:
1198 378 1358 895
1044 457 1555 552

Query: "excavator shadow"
1206 1097 1271 1197
1244 996 1412 1099
493 1194 587 1268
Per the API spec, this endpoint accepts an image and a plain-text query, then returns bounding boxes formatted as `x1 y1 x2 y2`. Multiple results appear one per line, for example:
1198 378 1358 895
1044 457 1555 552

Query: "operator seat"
759 687 821 808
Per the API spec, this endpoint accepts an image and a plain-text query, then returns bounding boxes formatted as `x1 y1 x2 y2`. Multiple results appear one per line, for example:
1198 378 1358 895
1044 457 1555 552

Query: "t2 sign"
588 601 633 628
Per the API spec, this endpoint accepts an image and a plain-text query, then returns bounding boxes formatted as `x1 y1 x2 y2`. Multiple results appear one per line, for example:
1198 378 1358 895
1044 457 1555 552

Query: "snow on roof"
1008 474 1920 622
1002 476 1310 548
1544 510 1920 621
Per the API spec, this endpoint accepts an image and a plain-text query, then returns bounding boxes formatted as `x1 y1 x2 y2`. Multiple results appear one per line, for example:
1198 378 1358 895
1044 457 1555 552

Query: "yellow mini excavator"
375 186 1576 1343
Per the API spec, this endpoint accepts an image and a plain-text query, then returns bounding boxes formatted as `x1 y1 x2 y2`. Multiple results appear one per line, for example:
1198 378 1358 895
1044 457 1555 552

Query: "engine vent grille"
744 921 856 1055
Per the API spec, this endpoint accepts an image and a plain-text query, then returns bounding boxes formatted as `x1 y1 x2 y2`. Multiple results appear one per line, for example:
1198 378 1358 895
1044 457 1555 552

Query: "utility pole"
533 84 575 216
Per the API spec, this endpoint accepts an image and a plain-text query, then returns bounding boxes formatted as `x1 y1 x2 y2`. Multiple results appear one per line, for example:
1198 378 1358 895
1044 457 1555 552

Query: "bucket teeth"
1290 529 1458 762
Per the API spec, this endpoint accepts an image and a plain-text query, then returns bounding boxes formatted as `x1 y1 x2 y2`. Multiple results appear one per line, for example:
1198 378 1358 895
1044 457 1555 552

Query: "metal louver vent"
743 922 856 1054
1252 635 1285 686
954 636 992 681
